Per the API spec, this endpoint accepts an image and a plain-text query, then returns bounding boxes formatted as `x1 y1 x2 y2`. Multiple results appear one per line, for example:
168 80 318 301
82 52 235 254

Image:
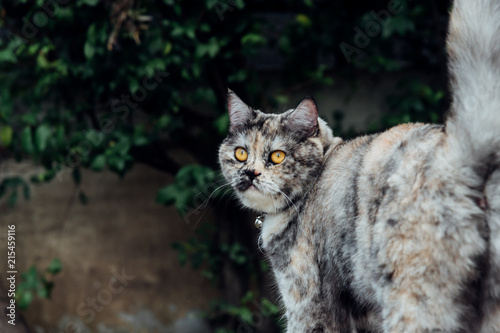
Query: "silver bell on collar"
255 215 264 229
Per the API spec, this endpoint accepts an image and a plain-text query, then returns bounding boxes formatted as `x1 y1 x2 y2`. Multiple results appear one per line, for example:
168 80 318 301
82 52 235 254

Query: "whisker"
195 182 232 211
188 182 232 228
277 188 301 217
272 195 277 214
192 185 235 230
190 176 228 200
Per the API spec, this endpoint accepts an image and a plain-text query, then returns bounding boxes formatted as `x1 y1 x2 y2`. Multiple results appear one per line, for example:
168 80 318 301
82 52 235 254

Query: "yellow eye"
270 150 286 164
235 147 248 162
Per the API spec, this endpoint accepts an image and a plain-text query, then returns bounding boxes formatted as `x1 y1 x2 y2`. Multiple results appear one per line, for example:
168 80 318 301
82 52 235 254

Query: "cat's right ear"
285 97 319 138
228 89 254 133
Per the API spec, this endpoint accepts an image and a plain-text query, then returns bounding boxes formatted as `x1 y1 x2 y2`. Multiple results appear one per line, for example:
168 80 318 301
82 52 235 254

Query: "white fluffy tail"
446 0 500 171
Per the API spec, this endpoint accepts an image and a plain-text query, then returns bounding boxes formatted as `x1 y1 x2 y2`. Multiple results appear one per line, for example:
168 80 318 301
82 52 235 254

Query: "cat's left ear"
285 97 319 138
228 89 255 133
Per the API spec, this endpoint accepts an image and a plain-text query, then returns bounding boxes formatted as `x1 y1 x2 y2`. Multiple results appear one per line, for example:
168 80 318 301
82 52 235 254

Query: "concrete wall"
0 162 217 332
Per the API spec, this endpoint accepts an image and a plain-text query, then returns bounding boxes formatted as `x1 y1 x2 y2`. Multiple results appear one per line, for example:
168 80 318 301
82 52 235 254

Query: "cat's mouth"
234 179 279 213
235 179 260 192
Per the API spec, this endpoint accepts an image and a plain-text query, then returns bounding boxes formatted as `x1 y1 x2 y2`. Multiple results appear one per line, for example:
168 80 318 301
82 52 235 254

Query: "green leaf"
214 114 229 136
21 127 35 154
133 136 149 146
240 291 254 304
259 260 269 273
36 52 50 68
22 266 39 288
227 69 247 83
382 16 415 38
237 307 253 324
296 14 312 27
241 33 266 46
275 95 289 105
112 137 131 156
35 124 51 152
80 0 99 6
0 49 17 63
108 155 126 172
83 42 95 59
163 41 173 55
0 125 13 147
17 290 33 310
21 113 37 126
156 115 171 129
195 38 220 58
156 185 177 206
433 90 445 103
261 298 279 316
46 258 63 275
91 154 106 171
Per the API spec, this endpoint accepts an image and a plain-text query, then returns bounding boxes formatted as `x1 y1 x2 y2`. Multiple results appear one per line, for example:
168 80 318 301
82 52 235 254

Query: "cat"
218 0 500 332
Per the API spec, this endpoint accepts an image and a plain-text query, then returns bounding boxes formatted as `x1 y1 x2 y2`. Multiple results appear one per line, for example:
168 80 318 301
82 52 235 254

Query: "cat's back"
309 122 451 256
316 122 445 213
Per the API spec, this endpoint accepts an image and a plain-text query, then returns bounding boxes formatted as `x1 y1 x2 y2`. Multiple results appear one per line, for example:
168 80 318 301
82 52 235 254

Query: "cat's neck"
261 146 340 247
261 209 296 247
260 121 342 247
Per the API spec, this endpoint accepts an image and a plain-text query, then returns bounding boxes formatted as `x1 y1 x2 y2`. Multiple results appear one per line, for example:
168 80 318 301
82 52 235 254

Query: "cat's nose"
245 170 261 181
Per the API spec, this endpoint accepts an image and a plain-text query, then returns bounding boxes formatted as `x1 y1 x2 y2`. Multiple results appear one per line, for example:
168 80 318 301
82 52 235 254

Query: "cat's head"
218 90 336 213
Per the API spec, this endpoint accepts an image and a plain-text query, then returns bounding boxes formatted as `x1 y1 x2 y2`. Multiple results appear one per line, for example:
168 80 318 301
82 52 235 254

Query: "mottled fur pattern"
219 1 500 332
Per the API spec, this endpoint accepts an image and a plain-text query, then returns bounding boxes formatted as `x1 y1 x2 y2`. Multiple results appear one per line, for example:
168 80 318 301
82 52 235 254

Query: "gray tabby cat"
218 0 500 332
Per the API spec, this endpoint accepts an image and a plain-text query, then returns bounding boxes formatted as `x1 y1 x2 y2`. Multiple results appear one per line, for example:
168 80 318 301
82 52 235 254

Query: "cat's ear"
285 97 319 137
227 89 254 133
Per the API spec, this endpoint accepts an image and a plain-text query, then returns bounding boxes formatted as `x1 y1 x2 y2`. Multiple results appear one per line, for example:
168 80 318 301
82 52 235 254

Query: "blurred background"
0 0 451 332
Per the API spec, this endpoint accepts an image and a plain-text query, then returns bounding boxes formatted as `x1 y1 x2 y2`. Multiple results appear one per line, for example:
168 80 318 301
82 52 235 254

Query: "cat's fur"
218 0 500 332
